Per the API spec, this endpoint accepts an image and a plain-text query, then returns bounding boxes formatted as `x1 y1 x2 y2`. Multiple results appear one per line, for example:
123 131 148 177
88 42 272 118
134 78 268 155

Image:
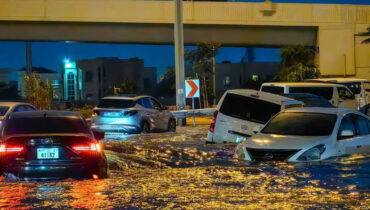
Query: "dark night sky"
0 0 368 80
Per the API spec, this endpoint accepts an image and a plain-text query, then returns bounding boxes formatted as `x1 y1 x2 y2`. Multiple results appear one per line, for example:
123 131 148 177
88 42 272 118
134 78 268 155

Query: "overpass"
0 0 369 79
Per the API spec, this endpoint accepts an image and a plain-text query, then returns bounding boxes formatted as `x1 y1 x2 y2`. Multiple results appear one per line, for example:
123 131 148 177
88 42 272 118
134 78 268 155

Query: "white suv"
207 89 303 144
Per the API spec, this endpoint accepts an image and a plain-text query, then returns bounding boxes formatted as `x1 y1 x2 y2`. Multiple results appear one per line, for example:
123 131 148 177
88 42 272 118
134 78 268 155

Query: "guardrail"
171 108 216 118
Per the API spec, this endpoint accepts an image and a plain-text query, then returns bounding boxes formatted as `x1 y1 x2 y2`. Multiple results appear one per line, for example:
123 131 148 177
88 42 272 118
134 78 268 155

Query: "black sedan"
0 111 108 180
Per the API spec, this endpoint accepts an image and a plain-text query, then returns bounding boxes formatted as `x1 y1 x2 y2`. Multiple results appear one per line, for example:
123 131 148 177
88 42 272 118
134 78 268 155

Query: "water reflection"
0 126 368 208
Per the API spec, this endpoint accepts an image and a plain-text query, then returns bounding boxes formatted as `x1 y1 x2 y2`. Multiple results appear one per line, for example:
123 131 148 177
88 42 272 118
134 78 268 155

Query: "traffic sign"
185 79 200 98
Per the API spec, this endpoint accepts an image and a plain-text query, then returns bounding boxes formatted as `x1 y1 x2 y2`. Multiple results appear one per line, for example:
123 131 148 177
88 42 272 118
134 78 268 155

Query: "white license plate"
37 148 59 159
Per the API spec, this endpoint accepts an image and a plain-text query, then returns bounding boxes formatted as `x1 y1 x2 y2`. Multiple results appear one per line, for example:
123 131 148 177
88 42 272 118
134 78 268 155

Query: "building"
0 68 11 84
62 57 157 102
17 67 62 100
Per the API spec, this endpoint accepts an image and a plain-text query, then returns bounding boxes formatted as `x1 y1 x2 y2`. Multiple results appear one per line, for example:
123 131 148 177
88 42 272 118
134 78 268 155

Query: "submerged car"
235 108 370 162
0 111 107 180
207 89 303 143
91 95 176 133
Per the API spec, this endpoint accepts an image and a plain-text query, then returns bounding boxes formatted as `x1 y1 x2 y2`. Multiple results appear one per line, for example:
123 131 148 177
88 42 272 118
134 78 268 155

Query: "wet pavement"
0 125 369 209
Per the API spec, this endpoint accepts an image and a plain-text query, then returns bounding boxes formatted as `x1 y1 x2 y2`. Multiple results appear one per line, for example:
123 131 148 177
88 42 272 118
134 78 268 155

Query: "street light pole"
212 46 216 106
174 0 186 111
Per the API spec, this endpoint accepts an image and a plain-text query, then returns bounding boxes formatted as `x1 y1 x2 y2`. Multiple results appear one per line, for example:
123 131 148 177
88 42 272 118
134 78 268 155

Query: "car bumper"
91 123 140 133
3 163 104 180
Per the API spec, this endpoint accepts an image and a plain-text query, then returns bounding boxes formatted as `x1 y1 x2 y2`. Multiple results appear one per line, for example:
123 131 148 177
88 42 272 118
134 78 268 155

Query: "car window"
139 98 152 109
150 98 162 110
0 106 9 116
26 105 36 111
261 112 337 136
4 117 90 135
219 93 281 124
338 87 355 100
13 105 27 112
338 115 356 138
261 86 284 95
98 99 135 109
289 87 333 100
352 114 370 135
341 82 362 95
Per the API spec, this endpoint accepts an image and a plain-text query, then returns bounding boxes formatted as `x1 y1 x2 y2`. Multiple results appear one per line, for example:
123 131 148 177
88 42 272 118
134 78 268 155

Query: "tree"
156 67 175 98
277 45 320 82
115 79 138 95
185 43 221 107
357 27 370 44
23 73 53 110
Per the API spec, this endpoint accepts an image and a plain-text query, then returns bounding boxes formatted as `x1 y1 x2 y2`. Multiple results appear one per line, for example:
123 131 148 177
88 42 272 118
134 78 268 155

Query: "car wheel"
168 119 176 132
141 121 150 134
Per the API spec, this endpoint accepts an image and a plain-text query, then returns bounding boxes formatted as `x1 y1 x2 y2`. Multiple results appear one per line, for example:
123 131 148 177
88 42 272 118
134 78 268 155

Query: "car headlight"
297 144 326 161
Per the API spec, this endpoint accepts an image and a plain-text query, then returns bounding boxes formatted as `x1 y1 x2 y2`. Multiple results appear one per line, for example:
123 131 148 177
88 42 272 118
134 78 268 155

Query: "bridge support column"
174 0 186 126
317 25 356 77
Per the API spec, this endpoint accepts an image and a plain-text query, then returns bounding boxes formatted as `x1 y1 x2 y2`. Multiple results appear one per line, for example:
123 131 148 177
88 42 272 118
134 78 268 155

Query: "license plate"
37 148 59 159
103 112 120 117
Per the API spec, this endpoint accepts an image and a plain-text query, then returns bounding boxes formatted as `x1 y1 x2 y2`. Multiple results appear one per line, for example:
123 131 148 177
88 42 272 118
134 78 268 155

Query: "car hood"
240 133 331 150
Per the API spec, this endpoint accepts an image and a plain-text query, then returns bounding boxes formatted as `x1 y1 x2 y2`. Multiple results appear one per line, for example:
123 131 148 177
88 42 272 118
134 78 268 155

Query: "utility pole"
212 46 216 106
174 0 186 124
26 42 32 74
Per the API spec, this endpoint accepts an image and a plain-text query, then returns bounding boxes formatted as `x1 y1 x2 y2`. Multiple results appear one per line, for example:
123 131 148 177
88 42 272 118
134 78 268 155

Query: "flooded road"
0 125 369 209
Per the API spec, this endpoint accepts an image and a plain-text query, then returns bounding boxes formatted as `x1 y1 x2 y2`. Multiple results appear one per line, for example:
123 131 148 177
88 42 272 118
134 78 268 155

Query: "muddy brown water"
0 125 369 209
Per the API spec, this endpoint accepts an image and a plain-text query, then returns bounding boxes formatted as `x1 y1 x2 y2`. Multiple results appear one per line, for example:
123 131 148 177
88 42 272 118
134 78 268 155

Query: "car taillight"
0 144 24 153
209 110 218 133
73 143 101 153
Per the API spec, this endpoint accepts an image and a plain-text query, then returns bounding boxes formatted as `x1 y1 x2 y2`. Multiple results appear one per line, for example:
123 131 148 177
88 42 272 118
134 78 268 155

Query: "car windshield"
98 99 136 109
0 106 9 116
285 94 334 107
4 117 90 135
262 112 337 136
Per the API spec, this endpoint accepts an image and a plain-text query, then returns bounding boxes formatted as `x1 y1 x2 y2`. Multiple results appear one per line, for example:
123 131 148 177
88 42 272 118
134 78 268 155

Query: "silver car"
91 95 176 133
0 102 36 129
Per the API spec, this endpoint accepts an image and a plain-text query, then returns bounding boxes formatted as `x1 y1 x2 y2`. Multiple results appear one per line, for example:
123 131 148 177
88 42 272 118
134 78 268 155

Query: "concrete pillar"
318 25 356 77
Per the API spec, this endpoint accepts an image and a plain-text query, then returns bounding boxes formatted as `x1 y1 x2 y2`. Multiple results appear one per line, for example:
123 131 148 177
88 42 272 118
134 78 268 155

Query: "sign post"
185 79 200 127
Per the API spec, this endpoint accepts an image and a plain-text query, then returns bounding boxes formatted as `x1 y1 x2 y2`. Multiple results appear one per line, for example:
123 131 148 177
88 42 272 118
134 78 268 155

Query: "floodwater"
0 125 369 209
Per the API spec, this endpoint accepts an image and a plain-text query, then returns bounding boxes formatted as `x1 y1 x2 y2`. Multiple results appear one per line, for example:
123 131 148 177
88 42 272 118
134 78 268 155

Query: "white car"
235 107 370 162
260 82 358 111
207 89 303 143
307 78 370 115
0 102 36 127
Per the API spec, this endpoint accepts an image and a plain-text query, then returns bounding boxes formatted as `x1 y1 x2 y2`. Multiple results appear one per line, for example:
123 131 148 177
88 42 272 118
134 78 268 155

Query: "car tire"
168 119 176 132
141 121 150 134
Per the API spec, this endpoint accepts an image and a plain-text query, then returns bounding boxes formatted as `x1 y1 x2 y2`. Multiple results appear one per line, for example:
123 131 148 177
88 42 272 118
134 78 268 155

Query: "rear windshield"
289 87 333 100
261 86 284 95
0 106 9 116
262 112 337 136
4 117 90 135
98 99 136 109
219 93 281 124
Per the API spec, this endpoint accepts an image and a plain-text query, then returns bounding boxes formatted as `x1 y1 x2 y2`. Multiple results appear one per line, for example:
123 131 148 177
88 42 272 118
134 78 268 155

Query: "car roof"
101 95 151 101
0 102 30 107
262 82 346 88
225 89 302 105
307 78 368 83
8 111 81 119
282 107 355 115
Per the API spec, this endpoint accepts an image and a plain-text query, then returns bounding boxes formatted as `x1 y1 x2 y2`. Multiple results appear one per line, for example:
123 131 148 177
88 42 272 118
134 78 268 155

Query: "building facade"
63 57 157 102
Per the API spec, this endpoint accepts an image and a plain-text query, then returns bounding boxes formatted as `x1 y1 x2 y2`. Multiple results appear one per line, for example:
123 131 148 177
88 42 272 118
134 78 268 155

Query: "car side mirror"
338 130 355 140
93 131 105 141
253 126 263 134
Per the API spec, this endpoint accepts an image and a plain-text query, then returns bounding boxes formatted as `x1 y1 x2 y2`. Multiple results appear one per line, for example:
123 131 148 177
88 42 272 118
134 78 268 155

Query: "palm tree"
357 27 370 44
